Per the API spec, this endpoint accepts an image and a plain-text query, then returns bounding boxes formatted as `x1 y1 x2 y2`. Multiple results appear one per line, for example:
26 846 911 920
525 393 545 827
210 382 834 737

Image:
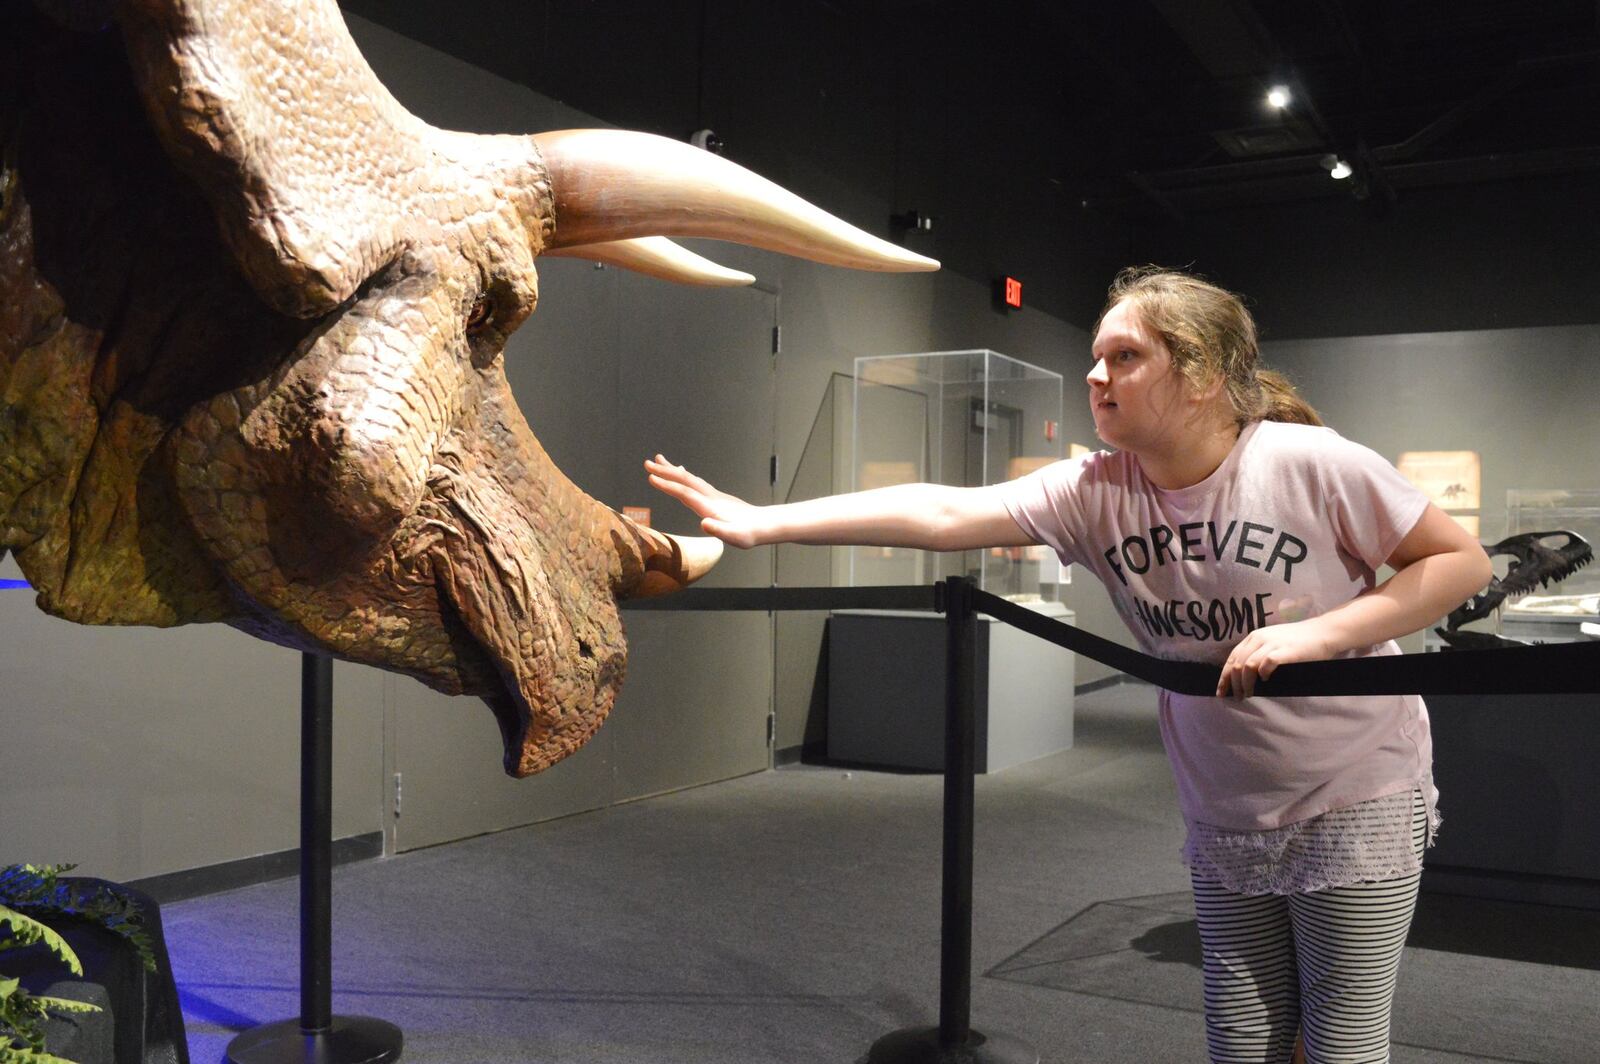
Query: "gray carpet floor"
164 684 1600 1063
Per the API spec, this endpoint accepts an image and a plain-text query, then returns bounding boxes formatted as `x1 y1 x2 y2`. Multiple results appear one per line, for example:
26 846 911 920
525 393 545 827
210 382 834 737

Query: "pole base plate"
225 1015 402 1064
867 1025 1038 1063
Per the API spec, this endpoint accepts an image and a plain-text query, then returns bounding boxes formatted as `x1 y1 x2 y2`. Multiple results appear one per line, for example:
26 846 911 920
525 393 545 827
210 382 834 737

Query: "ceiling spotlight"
1266 85 1291 109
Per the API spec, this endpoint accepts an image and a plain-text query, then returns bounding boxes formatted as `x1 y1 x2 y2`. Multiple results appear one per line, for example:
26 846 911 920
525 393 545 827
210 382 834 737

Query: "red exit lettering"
1003 276 1023 308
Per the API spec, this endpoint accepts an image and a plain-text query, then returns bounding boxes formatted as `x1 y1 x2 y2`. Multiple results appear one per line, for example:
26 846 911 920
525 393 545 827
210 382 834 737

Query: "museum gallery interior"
3 1 1599 1062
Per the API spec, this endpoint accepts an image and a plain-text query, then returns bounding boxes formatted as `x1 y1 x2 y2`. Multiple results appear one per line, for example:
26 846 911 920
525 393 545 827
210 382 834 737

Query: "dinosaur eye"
466 294 494 333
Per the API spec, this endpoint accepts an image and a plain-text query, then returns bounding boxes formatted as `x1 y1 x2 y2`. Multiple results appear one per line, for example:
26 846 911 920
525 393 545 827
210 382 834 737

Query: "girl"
646 267 1491 1064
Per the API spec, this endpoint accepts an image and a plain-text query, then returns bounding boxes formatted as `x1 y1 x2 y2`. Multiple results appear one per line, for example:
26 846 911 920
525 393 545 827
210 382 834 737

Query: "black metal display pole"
867 578 1037 1064
225 653 403 1064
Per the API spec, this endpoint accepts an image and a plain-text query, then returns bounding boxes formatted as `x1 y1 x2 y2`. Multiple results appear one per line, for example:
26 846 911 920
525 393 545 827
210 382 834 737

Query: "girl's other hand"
1216 619 1337 699
645 455 767 549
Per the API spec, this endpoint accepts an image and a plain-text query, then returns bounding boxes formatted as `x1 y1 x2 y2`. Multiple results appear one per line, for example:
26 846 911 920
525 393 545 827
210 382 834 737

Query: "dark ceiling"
341 0 1600 333
1053 0 1600 218
344 0 1600 216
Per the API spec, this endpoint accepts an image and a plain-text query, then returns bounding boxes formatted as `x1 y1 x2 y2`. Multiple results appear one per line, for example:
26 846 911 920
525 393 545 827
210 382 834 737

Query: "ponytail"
1255 369 1322 427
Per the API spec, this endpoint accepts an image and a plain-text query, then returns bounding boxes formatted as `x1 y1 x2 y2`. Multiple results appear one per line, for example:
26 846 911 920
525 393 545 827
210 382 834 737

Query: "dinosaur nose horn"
534 129 938 273
611 510 724 599
639 529 724 597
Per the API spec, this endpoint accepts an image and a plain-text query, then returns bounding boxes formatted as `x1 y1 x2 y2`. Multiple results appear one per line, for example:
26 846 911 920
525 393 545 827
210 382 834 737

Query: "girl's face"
1086 299 1195 454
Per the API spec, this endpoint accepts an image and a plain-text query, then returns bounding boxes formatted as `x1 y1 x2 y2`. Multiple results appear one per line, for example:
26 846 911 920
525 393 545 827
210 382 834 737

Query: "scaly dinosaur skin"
1 0 932 775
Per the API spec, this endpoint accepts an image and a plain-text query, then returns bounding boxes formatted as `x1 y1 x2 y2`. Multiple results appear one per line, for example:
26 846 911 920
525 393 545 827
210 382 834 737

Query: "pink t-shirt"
1000 420 1434 832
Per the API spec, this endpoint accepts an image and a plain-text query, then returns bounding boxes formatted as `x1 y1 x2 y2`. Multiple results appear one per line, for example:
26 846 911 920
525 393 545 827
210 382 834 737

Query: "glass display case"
1499 489 1600 643
850 349 1064 599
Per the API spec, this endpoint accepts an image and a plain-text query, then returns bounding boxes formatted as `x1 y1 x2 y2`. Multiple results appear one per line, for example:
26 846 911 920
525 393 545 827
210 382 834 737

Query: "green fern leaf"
22 998 97 1017
0 910 80 977
0 1046 82 1064
2 981 99 1063
0 867 153 974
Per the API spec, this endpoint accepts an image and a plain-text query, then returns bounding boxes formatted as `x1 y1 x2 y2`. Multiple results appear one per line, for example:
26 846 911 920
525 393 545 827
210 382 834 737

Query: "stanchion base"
225 1016 403 1064
867 1025 1038 1063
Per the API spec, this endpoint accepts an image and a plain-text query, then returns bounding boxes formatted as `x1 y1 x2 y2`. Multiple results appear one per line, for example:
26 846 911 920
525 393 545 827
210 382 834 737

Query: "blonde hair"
1097 266 1322 428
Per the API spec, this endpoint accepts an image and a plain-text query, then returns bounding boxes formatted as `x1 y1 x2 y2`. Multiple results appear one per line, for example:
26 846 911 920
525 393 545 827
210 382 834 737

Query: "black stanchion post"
304 651 333 1034
225 652 403 1064
866 578 1038 1064
939 574 976 1046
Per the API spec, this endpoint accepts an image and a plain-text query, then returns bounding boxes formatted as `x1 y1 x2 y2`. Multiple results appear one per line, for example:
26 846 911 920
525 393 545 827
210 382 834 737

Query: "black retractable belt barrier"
620 584 939 612
625 577 1600 1063
225 653 403 1064
971 588 1600 696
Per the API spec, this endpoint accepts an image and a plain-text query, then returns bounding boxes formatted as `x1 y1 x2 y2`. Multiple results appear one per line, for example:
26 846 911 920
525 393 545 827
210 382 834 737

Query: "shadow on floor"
988 886 1600 1008
986 891 1201 1011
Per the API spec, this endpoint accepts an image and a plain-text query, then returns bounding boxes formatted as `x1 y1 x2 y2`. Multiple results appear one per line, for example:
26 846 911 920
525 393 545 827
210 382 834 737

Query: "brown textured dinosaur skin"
0 2 700 776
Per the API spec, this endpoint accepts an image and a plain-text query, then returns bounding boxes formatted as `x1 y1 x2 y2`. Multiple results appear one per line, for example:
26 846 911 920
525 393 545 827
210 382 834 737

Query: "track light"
1266 85 1290 109
1320 153 1353 180
891 210 934 233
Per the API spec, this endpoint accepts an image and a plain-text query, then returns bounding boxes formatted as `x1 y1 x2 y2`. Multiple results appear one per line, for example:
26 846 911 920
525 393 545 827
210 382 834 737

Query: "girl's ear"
1188 372 1237 431
1193 369 1227 406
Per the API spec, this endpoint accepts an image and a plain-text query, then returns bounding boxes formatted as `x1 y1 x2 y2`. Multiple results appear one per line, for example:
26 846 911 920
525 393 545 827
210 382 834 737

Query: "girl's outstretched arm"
645 455 1037 552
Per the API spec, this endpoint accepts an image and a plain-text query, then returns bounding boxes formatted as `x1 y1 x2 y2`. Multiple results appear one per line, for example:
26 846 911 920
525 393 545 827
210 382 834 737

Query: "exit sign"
999 276 1023 309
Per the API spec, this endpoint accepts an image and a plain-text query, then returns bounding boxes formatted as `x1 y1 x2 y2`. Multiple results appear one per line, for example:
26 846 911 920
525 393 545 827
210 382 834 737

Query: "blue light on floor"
0 579 29 590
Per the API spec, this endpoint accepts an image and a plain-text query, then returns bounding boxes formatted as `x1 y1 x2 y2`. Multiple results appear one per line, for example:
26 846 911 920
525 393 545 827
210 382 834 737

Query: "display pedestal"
828 603 1074 772
1426 690 1600 909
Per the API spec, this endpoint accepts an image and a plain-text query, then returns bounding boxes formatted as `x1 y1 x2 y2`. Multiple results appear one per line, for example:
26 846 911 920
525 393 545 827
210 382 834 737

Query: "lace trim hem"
1181 782 1440 896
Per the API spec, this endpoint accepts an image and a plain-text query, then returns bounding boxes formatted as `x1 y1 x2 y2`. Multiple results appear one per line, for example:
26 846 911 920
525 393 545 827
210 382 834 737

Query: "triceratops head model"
0 0 935 775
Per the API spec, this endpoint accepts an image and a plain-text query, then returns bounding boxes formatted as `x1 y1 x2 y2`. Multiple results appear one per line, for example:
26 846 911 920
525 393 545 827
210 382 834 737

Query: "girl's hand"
1216 620 1338 699
645 455 768 549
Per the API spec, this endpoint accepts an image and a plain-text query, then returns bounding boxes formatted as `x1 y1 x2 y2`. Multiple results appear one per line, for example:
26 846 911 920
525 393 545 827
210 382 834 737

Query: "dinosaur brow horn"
534 129 939 273
543 237 756 286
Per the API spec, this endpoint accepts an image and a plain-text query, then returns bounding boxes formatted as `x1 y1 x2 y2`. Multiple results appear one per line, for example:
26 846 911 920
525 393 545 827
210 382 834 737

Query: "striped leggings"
1190 797 1427 1064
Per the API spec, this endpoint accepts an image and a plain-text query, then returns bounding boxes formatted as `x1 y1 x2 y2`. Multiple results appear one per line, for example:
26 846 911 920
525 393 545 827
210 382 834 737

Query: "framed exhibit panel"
1397 450 1481 537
